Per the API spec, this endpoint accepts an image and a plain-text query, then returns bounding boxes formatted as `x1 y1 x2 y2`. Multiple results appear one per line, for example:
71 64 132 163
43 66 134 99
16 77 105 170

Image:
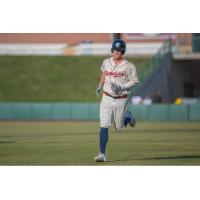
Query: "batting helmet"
111 39 126 55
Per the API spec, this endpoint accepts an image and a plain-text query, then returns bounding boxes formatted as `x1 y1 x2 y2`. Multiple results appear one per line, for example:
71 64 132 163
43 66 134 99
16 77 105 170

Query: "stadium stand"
0 43 67 55
134 36 200 103
0 43 163 56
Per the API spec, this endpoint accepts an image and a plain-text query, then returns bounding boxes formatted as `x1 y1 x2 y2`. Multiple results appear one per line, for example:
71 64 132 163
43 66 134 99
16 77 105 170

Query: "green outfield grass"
0 121 200 165
0 56 148 102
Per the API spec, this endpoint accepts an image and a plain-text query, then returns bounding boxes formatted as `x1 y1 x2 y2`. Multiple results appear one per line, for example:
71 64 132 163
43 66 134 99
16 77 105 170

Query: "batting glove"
96 86 101 97
111 83 122 95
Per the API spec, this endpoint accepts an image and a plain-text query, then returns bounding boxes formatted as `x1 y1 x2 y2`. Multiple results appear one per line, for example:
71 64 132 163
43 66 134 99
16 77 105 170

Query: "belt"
103 91 128 99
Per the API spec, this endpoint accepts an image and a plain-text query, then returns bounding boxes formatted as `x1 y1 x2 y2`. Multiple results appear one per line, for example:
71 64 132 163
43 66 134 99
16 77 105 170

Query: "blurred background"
0 33 200 122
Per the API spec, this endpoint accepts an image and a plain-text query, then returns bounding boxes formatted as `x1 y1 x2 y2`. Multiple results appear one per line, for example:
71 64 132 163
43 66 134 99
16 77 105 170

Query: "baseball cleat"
125 111 136 127
94 153 108 162
129 115 136 127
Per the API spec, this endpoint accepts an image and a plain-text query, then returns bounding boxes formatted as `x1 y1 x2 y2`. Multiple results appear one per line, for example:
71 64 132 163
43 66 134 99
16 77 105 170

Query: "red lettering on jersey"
105 71 124 77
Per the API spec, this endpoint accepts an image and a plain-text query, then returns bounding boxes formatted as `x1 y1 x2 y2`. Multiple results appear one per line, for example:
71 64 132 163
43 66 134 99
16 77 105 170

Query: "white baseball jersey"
101 57 138 96
100 57 138 131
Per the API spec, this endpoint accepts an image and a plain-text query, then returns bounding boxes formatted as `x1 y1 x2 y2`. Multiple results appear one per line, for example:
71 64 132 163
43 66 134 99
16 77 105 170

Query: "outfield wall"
0 103 200 122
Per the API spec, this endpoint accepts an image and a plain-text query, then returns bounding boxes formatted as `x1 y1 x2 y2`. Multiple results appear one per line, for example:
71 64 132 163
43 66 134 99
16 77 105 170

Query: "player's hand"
96 86 101 97
111 83 122 95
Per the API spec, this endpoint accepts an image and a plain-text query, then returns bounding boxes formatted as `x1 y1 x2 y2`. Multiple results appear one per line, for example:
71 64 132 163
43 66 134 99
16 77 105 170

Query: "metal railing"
132 39 172 96
192 35 200 52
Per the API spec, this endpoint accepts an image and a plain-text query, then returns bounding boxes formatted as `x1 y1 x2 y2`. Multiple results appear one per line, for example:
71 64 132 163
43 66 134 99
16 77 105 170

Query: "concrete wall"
0 33 165 56
0 33 174 45
0 33 111 45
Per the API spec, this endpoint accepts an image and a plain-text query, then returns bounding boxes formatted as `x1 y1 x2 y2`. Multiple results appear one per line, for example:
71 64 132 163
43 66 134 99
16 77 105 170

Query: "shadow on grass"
110 155 200 162
0 132 94 138
0 141 16 144
126 129 200 134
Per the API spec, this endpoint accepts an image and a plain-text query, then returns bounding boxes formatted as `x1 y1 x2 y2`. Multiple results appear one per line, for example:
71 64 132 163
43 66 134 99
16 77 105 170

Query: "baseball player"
94 39 139 162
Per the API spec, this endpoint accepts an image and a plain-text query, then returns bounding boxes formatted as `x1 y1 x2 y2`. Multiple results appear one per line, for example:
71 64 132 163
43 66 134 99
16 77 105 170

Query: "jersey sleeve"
100 59 106 72
128 63 139 83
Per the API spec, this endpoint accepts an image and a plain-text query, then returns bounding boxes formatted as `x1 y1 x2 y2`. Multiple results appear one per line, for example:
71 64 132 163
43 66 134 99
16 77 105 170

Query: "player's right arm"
98 71 106 88
96 72 105 96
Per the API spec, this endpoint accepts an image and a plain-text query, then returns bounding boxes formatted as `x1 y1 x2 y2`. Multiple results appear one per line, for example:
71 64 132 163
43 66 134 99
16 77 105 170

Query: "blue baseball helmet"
111 39 126 55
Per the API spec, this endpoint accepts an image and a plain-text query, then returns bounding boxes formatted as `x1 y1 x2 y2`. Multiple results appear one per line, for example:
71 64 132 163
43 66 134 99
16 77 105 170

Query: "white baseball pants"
100 94 128 131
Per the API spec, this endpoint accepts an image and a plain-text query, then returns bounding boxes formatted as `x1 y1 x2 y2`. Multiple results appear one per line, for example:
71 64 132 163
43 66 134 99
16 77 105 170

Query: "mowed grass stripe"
0 121 200 165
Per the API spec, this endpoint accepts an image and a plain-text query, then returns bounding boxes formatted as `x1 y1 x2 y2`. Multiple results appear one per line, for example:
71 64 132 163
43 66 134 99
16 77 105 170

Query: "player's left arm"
111 80 136 94
113 64 138 91
120 80 136 90
125 63 138 88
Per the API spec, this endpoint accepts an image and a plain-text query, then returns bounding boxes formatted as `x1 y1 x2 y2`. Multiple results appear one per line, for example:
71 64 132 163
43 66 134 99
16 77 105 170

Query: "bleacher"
74 43 163 56
0 42 163 56
0 43 67 55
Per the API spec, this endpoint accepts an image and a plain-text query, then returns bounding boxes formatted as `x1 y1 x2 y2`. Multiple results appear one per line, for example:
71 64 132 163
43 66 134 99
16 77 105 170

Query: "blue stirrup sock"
124 117 131 127
99 127 108 154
